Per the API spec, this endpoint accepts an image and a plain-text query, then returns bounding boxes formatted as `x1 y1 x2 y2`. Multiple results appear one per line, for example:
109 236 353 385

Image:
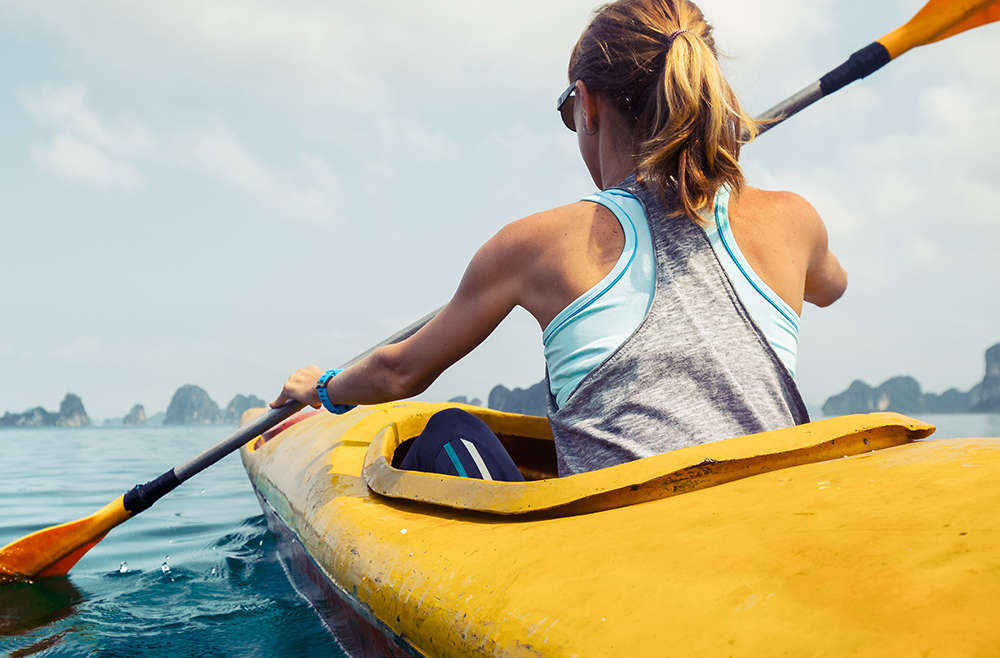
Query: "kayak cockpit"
358 403 935 517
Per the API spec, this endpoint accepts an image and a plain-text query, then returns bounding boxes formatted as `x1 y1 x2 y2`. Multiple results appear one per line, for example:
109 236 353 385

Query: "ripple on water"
0 426 340 656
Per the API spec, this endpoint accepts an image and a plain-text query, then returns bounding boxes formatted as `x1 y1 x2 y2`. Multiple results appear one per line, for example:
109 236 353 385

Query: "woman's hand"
270 365 324 409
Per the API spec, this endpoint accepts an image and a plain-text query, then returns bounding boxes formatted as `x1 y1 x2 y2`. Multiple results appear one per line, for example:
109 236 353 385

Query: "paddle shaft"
121 307 444 517
755 43 890 134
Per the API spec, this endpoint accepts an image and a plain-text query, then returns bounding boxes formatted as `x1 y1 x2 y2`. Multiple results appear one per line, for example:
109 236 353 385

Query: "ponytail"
569 0 757 222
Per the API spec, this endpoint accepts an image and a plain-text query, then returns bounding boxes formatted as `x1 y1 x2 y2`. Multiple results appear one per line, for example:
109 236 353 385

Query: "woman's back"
518 186 843 337
540 182 828 411
524 177 810 475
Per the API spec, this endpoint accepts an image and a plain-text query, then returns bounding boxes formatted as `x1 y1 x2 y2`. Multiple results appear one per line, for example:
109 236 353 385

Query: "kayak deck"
240 402 1000 656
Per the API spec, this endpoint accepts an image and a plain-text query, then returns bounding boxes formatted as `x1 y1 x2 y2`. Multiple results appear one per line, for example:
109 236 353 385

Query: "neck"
596 121 636 188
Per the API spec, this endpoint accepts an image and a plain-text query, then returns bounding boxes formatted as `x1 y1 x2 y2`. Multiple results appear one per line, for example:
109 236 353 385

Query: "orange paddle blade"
0 496 130 579
879 0 1000 58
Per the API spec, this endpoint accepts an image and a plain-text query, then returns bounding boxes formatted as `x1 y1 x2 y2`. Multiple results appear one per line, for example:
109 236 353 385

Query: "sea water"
2 416 999 656
0 425 339 657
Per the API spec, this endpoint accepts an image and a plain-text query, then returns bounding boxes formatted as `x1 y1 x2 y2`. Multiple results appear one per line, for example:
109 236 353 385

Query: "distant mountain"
823 343 999 415
223 394 267 423
162 386 266 425
448 395 483 407
488 379 548 416
0 393 91 428
164 385 222 425
972 344 1000 412
447 379 548 416
123 404 147 425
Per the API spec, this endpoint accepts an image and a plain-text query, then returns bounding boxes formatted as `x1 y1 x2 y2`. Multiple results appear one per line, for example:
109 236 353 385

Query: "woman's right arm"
270 217 541 409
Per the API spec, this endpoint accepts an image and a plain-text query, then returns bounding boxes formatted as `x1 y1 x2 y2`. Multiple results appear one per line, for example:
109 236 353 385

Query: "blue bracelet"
316 369 356 415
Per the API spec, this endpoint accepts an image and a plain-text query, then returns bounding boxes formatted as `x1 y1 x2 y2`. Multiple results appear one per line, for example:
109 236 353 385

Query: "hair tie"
667 29 688 45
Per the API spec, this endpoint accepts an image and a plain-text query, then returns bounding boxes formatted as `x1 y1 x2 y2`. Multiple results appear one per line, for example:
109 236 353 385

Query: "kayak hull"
251 485 413 657
240 402 1000 656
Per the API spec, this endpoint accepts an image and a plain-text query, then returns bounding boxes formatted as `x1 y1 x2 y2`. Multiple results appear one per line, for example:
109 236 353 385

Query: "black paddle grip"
819 42 891 96
123 470 181 515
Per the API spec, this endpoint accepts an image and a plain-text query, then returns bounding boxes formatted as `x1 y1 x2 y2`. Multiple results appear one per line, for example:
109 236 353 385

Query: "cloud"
19 83 153 190
177 126 341 226
19 83 157 157
18 82 342 224
30 132 145 189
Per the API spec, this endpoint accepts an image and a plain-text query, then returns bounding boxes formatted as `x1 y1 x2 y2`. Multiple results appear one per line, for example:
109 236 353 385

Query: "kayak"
238 402 1000 656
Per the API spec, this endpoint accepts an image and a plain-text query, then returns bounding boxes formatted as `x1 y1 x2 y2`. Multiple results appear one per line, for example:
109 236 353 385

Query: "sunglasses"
557 82 577 132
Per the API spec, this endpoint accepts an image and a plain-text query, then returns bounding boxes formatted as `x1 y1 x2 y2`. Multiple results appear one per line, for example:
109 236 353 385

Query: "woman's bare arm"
270 220 535 409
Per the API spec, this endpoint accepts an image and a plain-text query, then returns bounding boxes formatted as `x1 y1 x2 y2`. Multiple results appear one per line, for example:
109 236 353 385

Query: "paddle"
2 0 997 582
756 0 1000 133
0 309 439 581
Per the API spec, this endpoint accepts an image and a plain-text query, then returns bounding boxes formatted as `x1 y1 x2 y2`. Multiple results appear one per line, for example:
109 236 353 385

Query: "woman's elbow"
808 267 848 308
372 345 432 400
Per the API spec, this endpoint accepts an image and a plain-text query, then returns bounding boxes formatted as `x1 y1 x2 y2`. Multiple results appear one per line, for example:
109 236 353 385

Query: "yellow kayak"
239 402 1000 656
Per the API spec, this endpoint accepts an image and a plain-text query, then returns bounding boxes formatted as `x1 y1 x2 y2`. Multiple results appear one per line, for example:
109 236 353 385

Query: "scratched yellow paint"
240 403 1000 656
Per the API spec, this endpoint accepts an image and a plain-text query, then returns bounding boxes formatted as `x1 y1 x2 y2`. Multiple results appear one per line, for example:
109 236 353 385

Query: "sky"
1 1 998 420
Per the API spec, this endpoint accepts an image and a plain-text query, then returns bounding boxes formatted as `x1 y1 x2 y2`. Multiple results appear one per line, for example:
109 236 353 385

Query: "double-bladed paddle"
756 0 1000 131
2 0 998 581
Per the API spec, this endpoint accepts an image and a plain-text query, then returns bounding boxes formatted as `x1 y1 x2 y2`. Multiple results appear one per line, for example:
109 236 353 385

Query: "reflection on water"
0 578 82 637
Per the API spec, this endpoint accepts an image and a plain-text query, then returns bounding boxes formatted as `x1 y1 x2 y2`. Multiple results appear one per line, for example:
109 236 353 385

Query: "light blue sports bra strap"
543 191 640 344
712 188 799 330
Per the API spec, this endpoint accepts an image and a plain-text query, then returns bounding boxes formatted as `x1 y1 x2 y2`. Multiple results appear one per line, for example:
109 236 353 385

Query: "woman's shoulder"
729 185 827 247
732 186 821 221
480 200 625 327
494 200 621 258
505 200 614 232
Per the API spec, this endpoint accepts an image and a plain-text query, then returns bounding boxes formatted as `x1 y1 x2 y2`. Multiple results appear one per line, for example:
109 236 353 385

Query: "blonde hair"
569 0 757 222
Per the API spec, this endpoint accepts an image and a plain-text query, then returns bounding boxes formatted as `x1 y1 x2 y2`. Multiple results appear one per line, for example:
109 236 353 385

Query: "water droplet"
400 528 408 534
119 561 129 574
200 488 206 494
259 539 263 546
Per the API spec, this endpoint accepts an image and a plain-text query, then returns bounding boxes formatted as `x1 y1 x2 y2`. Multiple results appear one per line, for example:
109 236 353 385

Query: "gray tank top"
546 176 809 475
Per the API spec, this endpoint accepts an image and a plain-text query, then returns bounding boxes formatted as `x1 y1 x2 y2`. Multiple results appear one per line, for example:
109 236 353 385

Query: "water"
0 426 340 657
816 412 1000 439
2 416 999 656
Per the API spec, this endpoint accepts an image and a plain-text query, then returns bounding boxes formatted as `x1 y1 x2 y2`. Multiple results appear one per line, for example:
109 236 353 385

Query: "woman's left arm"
270 221 534 409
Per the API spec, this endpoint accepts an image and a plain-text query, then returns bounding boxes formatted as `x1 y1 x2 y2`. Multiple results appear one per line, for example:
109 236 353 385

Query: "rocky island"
4 387 267 429
164 384 221 425
162 385 267 425
488 380 548 416
447 379 549 416
223 394 268 423
123 404 147 425
823 343 1000 415
0 393 91 427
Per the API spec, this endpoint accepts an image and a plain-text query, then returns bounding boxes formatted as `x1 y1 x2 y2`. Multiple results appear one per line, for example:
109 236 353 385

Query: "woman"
271 0 847 479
